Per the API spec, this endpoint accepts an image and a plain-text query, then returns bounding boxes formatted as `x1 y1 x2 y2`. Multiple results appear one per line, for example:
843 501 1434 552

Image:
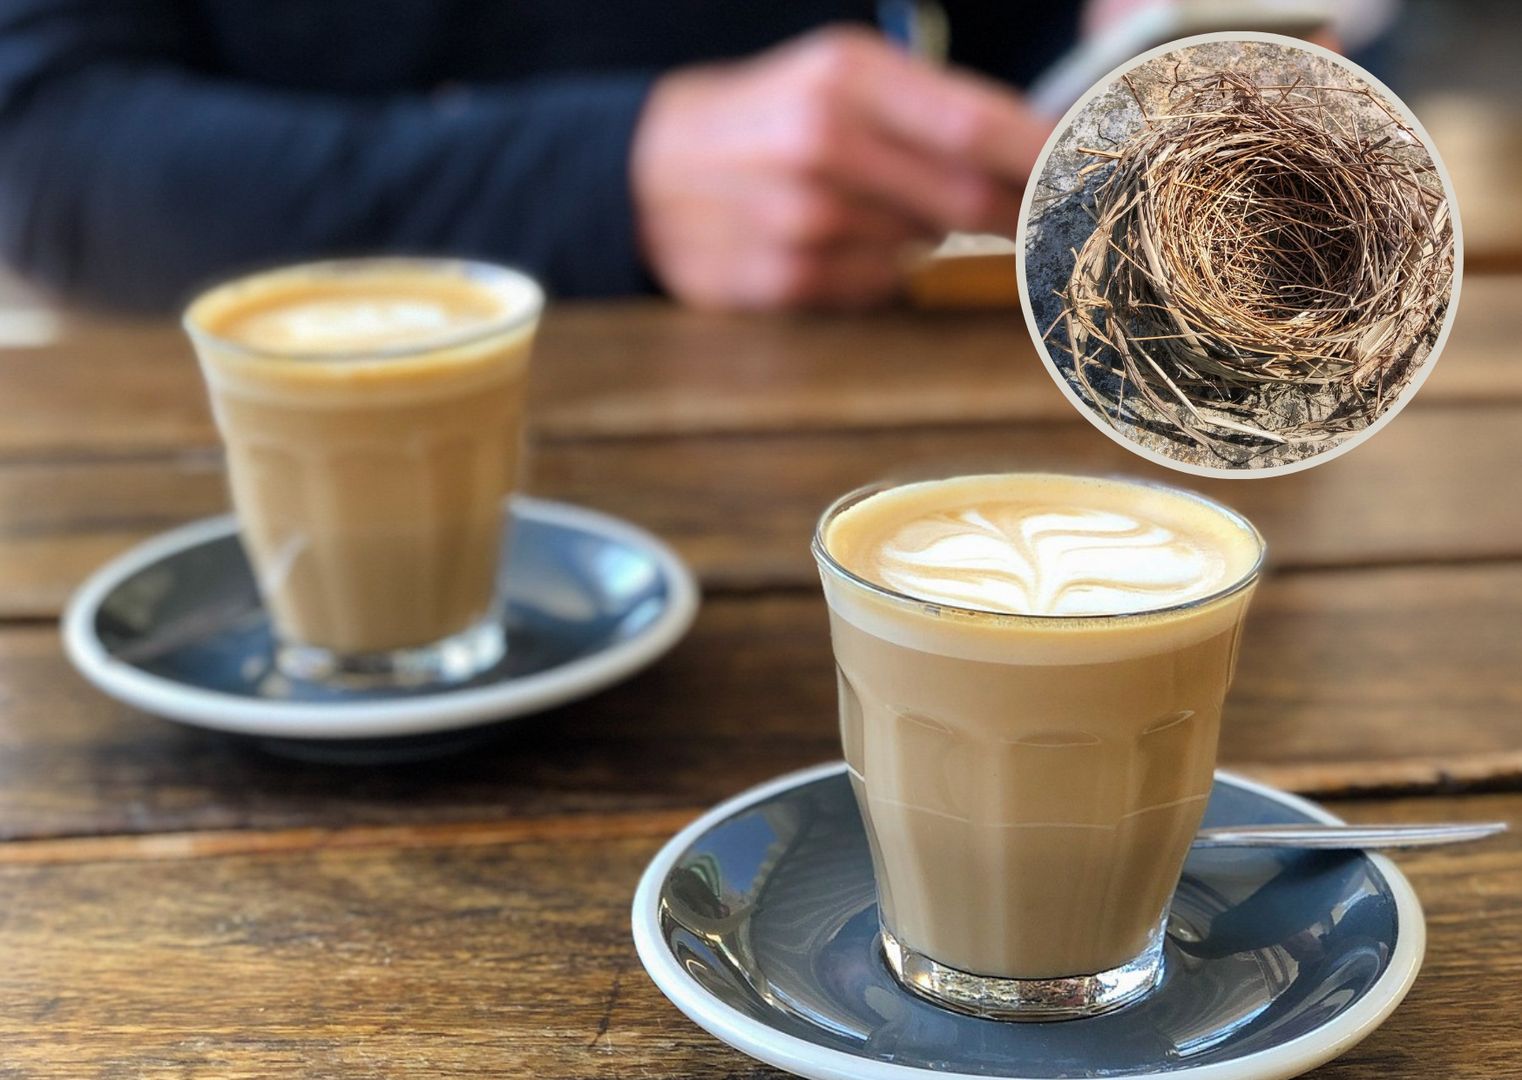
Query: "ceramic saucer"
64 497 698 758
633 762 1424 1080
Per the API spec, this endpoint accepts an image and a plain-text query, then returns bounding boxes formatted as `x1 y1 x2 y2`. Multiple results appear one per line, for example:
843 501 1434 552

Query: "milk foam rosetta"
826 475 1259 617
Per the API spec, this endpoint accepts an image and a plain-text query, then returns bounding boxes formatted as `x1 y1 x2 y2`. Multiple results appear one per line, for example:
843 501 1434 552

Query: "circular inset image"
1017 33 1460 477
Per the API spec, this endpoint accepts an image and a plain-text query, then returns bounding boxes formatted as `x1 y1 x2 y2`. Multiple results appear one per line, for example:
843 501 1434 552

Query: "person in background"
0 1 1074 313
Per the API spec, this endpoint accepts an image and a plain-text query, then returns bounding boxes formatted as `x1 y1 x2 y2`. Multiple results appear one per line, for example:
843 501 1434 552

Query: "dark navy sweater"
0 1 1076 310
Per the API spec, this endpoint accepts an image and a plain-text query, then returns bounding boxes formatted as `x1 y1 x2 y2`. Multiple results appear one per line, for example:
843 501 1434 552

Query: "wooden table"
1 279 1520 1076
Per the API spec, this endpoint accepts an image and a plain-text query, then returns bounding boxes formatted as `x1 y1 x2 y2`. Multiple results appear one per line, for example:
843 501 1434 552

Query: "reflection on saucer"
634 764 1424 1080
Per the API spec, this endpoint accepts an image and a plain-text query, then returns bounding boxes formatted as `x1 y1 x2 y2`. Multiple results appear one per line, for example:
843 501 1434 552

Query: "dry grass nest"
1053 70 1454 458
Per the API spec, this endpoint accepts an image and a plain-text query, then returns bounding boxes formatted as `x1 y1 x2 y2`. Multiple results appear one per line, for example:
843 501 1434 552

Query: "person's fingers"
808 245 912 308
752 181 939 250
819 123 1023 235
651 166 940 249
633 29 1039 311
786 29 1051 182
858 60 1052 182
658 233 917 311
733 243 908 310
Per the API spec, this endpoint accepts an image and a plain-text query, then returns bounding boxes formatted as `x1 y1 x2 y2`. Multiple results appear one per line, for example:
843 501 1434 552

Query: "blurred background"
0 0 1514 327
1388 0 1522 270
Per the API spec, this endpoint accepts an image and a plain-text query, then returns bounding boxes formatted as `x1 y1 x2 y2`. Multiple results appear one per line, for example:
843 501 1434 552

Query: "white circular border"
62 497 700 740
1015 31 1464 479
632 761 1426 1080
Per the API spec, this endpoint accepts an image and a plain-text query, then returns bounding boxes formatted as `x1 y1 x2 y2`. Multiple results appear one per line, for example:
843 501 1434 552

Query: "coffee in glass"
813 473 1264 1019
185 257 542 687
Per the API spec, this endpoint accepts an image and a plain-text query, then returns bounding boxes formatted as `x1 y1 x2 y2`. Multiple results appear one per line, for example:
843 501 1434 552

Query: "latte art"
824 474 1260 620
877 506 1224 615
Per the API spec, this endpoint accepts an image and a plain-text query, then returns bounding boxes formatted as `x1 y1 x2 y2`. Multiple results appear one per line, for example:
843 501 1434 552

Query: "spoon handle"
1193 821 1509 850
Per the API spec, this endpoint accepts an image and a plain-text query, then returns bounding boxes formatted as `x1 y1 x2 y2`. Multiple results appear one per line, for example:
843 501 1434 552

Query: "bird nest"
1053 70 1454 457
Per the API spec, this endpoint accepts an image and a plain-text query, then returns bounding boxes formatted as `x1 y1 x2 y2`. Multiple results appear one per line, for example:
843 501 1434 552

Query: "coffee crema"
825 474 1258 617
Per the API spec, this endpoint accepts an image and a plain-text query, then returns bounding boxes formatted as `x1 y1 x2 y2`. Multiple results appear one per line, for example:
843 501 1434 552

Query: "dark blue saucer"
64 498 698 760
633 763 1423 1080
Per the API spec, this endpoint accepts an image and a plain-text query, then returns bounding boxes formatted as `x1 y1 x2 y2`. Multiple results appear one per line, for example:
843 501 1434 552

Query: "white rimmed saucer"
64 498 698 757
633 762 1425 1080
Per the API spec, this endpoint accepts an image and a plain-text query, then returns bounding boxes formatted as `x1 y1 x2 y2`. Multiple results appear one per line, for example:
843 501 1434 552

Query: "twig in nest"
1056 69 1453 461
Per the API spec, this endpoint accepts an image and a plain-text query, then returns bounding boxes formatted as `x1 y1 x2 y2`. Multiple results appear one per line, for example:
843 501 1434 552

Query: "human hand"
630 27 1050 310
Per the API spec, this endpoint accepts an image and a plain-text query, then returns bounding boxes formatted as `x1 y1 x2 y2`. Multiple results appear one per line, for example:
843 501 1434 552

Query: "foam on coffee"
820 474 1261 664
201 269 519 354
187 260 539 407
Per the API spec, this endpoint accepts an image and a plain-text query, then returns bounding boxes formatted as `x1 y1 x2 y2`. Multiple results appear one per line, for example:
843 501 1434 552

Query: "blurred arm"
0 0 655 310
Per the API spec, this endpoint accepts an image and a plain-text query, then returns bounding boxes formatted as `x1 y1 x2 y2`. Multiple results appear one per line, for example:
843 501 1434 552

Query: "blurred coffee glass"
184 257 542 687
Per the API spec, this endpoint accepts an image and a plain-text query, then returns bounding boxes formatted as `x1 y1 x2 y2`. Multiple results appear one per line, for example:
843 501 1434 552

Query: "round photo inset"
1017 33 1461 477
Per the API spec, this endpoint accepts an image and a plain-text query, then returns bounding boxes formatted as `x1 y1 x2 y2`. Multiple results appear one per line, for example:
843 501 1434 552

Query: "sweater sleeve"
0 2 657 310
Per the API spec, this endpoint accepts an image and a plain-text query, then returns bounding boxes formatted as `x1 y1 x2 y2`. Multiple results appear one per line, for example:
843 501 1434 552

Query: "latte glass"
184 258 542 688
812 475 1264 1020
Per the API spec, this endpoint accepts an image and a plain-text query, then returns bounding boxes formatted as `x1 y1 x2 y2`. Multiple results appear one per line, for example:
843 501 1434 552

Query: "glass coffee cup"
184 257 543 688
812 473 1264 1020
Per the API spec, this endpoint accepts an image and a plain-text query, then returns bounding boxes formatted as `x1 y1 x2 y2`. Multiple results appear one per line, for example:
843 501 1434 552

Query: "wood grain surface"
2 403 1519 619
0 790 1515 1077
1 275 1517 459
1 562 1519 841
1 285 1520 1076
